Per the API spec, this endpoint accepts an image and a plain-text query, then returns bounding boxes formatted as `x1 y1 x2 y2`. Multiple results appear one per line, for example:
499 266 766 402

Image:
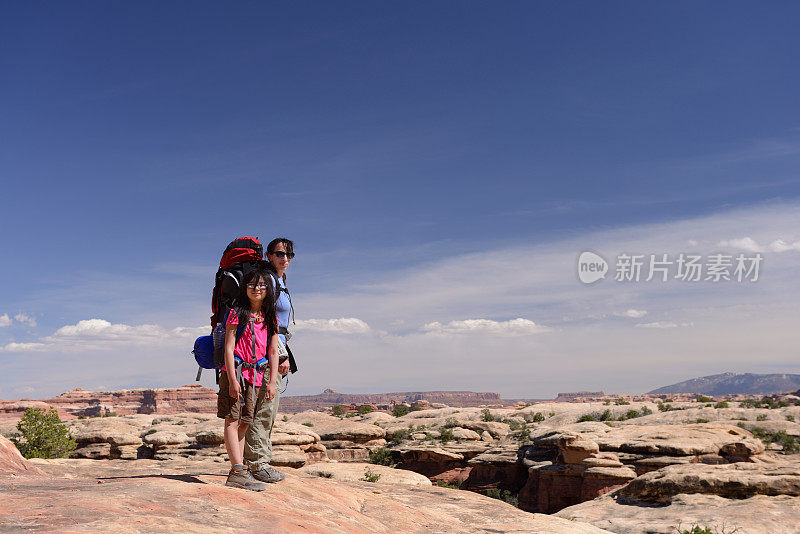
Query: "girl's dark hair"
233 269 277 336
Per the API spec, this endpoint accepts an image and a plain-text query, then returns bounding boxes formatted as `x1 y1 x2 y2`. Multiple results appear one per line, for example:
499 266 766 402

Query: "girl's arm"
224 323 240 399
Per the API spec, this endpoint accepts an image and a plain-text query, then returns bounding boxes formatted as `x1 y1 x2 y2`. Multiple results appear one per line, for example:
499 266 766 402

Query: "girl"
217 269 281 491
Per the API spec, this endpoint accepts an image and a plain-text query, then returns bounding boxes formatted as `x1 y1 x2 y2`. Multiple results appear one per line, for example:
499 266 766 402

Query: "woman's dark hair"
266 237 294 282
233 269 277 336
267 237 293 255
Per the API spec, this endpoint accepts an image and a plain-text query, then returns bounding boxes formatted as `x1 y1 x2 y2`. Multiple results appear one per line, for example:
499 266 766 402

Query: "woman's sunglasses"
270 251 295 259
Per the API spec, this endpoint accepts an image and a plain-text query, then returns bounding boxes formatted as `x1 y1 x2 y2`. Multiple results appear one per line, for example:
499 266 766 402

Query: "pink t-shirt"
225 309 271 387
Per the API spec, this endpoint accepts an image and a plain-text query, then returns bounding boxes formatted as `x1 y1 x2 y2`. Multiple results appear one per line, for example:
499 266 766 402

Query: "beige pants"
244 373 282 470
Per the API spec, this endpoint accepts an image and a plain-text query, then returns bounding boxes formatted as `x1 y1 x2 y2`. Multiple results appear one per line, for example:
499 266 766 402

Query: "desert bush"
657 402 673 412
695 418 710 423
485 488 518 507
696 396 713 403
614 398 630 406
600 409 613 421
442 417 460 429
619 409 641 421
524 412 545 423
390 428 411 443
369 447 393 466
392 405 410 417
361 467 381 482
748 427 800 454
438 427 456 444
577 414 596 423
714 401 729 409
302 422 314 427
10 408 76 459
357 405 375 415
756 414 768 421
641 406 653 416
435 480 460 489
505 420 523 431
480 409 495 422
786 415 795 422
331 404 346 416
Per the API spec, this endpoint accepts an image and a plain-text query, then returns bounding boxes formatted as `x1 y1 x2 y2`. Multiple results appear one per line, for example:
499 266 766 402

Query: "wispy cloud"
614 309 647 318
0 319 207 353
294 318 371 334
635 321 693 329
13 313 37 327
422 318 551 336
0 314 10 328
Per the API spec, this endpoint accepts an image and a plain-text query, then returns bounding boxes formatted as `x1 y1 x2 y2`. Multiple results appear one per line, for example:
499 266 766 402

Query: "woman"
243 237 295 483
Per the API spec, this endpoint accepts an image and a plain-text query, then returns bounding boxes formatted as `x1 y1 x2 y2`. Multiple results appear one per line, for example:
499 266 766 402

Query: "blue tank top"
272 275 291 344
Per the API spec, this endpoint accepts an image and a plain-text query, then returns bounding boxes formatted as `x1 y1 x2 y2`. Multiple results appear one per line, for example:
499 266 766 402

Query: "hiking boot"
250 465 286 483
225 464 267 491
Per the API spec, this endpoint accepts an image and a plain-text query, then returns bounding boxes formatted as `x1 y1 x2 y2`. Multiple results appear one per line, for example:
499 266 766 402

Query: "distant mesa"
649 372 800 396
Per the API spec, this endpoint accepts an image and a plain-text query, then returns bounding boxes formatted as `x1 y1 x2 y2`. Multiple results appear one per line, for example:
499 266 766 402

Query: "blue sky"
1 2 799 398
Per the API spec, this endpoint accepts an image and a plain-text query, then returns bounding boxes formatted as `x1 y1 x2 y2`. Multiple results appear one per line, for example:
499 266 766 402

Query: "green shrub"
680 527 713 534
331 404 346 416
10 408 76 459
640 406 653 416
361 467 381 482
740 398 760 408
525 412 545 423
756 414 768 421
695 418 710 423
369 447 393 466
603 400 611 405
600 409 613 421
664 398 673 403
714 401 729 409
786 415 795 422
442 417 460 429
657 402 673 412
696 396 713 403
357 405 374 415
438 427 456 444
485 488 518 506
577 414 596 423
282 415 289 422
392 405 410 417
480 409 495 422
749 426 800 454
302 422 314 427
614 398 630 406
618 410 640 421
389 428 411 444
435 480 460 489
505 420 523 431
410 405 423 412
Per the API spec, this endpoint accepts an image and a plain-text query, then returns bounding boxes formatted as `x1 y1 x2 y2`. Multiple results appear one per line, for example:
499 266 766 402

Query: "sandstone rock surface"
0 456 609 533
298 462 433 486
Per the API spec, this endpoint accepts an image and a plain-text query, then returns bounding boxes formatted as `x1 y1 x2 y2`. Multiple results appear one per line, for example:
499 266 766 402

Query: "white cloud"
716 237 763 252
0 319 208 353
635 321 693 329
716 236 800 253
422 318 551 336
1 342 48 352
14 313 37 327
769 239 800 252
293 318 371 334
614 309 647 318
0 314 10 327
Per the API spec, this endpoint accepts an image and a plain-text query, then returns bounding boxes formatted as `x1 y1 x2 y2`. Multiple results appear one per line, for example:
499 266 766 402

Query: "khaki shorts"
217 370 258 425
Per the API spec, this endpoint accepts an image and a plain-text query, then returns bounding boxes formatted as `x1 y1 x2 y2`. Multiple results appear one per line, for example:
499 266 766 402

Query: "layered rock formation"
557 459 800 533
279 389 504 412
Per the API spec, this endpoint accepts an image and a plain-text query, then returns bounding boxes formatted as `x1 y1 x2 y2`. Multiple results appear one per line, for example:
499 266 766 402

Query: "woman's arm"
265 334 279 400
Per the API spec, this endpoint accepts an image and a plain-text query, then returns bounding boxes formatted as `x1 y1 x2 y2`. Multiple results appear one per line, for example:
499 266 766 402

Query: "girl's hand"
265 381 276 401
229 376 241 400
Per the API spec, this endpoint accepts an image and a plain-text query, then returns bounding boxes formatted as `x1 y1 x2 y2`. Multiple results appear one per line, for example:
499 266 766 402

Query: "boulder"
0 435 45 476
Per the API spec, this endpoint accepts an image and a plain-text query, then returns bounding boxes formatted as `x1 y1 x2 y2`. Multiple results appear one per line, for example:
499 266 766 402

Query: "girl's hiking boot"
225 464 266 491
250 465 286 483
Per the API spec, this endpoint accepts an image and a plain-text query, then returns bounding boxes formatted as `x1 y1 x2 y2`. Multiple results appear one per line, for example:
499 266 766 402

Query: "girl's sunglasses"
270 251 295 259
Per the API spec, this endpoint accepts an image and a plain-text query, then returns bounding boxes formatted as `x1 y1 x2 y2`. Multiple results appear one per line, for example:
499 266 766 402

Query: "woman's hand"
278 360 290 376
265 380 276 401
